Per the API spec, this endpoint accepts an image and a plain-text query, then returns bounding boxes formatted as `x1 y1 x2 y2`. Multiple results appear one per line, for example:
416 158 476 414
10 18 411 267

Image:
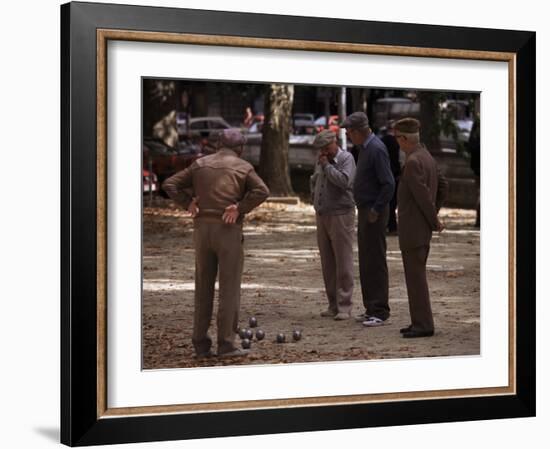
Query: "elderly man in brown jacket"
163 129 269 358
394 118 448 338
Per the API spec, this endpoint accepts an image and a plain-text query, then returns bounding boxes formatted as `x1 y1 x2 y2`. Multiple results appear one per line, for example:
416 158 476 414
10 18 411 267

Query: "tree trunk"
419 91 442 152
142 79 178 147
259 84 294 196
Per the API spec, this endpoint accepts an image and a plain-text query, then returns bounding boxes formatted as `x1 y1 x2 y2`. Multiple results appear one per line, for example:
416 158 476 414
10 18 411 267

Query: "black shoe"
400 325 413 334
402 329 434 338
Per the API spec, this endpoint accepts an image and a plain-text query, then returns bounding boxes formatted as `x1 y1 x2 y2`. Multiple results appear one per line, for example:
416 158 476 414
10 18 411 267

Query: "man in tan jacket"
163 129 269 357
394 118 448 338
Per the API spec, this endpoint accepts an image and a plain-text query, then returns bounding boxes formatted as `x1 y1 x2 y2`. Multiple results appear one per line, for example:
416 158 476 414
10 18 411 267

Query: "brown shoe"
194 350 214 359
218 348 250 358
320 309 337 318
333 312 350 321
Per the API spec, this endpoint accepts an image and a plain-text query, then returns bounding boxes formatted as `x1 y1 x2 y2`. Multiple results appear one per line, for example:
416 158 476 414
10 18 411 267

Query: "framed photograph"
61 1 535 446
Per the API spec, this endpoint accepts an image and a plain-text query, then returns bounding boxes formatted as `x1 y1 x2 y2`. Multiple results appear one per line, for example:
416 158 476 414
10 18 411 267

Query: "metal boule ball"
255 329 265 341
276 333 286 344
242 338 251 349
239 328 248 339
249 316 258 328
245 329 254 340
292 330 302 341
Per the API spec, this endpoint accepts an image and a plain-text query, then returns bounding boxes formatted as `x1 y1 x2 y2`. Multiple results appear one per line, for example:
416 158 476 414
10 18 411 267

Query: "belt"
198 208 225 217
194 208 244 224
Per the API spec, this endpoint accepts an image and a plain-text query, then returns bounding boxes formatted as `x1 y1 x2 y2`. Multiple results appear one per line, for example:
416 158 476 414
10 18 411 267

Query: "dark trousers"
388 178 399 232
357 206 390 320
402 245 434 332
474 175 480 227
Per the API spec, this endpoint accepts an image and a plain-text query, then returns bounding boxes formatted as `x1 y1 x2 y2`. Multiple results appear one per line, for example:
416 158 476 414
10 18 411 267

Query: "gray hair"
403 132 420 145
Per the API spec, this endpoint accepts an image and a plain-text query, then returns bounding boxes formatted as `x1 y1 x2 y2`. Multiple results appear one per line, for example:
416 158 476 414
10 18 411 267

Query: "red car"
142 169 159 194
143 137 203 183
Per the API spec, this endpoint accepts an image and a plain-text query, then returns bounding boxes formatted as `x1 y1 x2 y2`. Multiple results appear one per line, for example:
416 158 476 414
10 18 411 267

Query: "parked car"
143 137 203 182
453 119 474 143
293 113 316 134
314 115 340 134
440 99 474 143
142 169 159 194
440 99 473 120
176 115 231 138
372 97 420 130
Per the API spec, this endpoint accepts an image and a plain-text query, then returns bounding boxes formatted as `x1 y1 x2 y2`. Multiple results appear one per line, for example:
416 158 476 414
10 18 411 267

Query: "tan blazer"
397 146 448 251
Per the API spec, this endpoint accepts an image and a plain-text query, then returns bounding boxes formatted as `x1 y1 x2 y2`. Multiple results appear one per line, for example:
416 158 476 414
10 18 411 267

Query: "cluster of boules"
239 317 303 347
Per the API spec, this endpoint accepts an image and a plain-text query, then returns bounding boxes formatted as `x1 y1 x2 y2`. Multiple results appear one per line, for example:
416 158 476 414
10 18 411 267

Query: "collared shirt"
363 132 376 149
310 148 356 215
352 133 395 212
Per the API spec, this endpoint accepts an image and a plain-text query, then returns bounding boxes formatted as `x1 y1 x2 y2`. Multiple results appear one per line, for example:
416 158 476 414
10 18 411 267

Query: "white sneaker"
362 316 387 327
354 312 370 322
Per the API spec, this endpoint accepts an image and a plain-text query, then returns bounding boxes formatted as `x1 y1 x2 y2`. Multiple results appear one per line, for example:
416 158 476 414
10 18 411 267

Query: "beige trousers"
192 220 243 355
315 211 355 314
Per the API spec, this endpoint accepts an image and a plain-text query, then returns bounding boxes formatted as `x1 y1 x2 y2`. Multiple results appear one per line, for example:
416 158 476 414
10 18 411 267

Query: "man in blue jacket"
343 112 395 327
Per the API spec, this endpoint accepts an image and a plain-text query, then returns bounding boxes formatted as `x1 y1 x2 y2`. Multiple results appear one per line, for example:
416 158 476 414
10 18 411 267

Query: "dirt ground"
142 198 480 369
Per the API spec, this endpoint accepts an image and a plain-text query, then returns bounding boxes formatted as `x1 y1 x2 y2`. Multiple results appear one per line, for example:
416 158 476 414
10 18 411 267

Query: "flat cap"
342 112 369 130
313 130 337 148
394 117 421 134
220 128 247 148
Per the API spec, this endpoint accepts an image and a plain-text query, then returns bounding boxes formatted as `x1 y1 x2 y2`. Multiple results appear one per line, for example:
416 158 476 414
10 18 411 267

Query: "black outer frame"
60 1 536 446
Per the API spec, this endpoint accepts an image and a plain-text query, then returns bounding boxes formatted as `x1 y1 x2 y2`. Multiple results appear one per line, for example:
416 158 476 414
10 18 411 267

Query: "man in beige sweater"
310 130 356 320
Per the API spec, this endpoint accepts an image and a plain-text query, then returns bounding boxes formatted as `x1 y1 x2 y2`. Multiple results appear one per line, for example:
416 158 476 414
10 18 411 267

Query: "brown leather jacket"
397 146 448 251
162 149 270 222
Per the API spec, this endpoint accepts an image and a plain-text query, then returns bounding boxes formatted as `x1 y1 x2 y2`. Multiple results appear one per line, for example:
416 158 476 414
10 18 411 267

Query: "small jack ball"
249 317 258 328
245 329 254 340
292 330 302 341
255 329 265 341
276 333 286 343
239 328 248 339
242 338 251 349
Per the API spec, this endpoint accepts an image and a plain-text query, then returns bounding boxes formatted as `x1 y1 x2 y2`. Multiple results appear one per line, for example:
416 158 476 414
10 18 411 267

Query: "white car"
177 115 231 138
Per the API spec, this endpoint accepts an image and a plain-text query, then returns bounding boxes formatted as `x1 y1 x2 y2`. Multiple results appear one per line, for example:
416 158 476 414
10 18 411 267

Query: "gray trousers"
402 245 434 332
316 211 355 314
192 220 243 355
357 206 390 320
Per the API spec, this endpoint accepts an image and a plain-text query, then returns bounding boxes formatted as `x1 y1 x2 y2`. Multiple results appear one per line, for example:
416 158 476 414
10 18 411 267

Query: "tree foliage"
142 79 178 147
